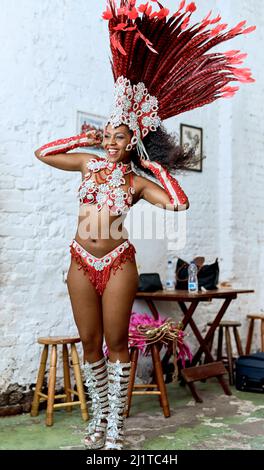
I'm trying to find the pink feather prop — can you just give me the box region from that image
[128,312,192,366]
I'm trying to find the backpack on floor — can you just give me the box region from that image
[235,352,264,393]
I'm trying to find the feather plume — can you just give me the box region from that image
[103,0,255,118]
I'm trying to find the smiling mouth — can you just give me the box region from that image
[107,149,119,156]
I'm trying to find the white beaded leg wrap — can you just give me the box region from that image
[105,360,131,451]
[82,357,109,449]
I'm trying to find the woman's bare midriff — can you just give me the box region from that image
[74,169,139,258]
[74,206,130,257]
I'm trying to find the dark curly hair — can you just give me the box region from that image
[130,124,203,177]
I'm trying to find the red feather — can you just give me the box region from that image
[104,0,255,119]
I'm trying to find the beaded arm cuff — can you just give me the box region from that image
[140,159,189,208]
[38,131,102,157]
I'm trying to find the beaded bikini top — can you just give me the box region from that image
[78,156,136,215]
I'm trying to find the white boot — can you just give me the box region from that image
[104,360,131,451]
[82,357,108,449]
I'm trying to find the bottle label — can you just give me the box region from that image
[188,282,198,291]
[165,280,174,290]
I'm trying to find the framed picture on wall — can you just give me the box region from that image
[180,123,203,172]
[76,111,106,156]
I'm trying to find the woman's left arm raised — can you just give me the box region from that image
[136,159,189,212]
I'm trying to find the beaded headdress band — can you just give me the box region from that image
[108,76,161,159]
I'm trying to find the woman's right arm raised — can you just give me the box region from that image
[34,130,102,171]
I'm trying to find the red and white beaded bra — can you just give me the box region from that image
[78,158,135,215]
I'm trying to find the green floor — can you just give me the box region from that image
[1,381,264,450]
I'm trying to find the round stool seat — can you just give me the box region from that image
[38,336,81,345]
[247,314,264,321]
[207,321,241,327]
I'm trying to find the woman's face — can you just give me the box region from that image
[102,124,132,163]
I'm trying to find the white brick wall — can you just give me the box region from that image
[0,0,263,391]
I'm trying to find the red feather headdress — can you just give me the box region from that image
[103,0,255,159]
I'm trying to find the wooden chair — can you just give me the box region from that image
[126,344,170,418]
[206,320,243,385]
[31,336,89,426]
[245,314,264,354]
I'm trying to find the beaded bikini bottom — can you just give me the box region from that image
[69,239,136,295]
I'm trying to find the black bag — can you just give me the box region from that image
[175,257,219,290]
[138,273,163,292]
[235,353,264,393]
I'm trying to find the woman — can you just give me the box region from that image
[35,0,254,451]
[34,121,190,450]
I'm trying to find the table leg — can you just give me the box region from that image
[191,297,234,365]
[178,299,233,398]
[178,301,215,363]
[146,299,159,320]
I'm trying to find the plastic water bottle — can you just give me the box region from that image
[165,258,175,291]
[188,261,198,293]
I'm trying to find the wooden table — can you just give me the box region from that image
[135,288,254,401]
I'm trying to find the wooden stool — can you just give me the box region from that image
[126,344,170,418]
[31,336,89,426]
[207,321,243,385]
[246,314,264,354]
